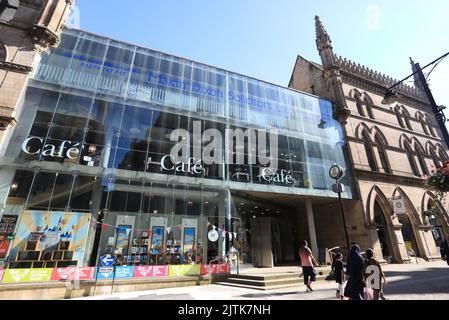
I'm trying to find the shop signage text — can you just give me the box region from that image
[260,168,294,185]
[160,155,204,176]
[21,137,80,160]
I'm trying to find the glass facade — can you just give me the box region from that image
[0,29,353,270]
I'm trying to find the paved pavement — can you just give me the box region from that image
[72,261,449,300]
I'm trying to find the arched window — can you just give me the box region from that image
[363,131,377,171]
[402,108,413,131]
[417,113,430,135]
[395,107,405,128]
[415,145,429,176]
[421,121,430,135]
[405,143,419,177]
[429,147,441,167]
[425,117,436,137]
[354,91,365,117]
[364,94,375,119]
[375,134,391,173]
[439,148,448,163]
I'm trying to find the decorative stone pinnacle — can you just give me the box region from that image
[315,15,332,50]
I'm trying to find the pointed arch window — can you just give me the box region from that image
[415,145,429,176]
[395,109,405,128]
[354,92,365,117]
[421,121,430,135]
[426,117,437,137]
[364,95,375,119]
[430,147,441,167]
[439,149,448,163]
[405,143,419,177]
[403,111,413,131]
[375,134,391,174]
[362,131,377,171]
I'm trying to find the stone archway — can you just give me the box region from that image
[366,186,402,263]
[392,187,429,259]
[422,191,449,254]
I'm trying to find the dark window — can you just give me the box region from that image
[355,95,365,117]
[404,113,413,130]
[396,111,405,128]
[375,135,391,174]
[363,132,377,171]
[421,121,430,135]
[405,144,419,177]
[416,148,429,176]
[70,175,97,211]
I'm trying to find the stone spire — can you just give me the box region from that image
[315,15,335,67]
[410,57,426,92]
[314,16,350,124]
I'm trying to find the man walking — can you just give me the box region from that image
[299,240,318,292]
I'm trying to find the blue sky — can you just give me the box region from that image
[72,0,449,115]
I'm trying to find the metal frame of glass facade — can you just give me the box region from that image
[0,29,354,269]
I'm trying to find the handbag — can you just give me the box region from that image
[364,287,374,300]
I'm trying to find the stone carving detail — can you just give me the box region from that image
[334,54,427,101]
[0,41,7,61]
[0,60,33,73]
[30,24,60,48]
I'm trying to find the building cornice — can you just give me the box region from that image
[353,169,426,188]
[333,55,432,109]
[0,60,32,74]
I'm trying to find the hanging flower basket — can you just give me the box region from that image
[425,160,449,194]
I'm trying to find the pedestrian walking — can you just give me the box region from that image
[332,252,345,300]
[299,240,318,293]
[344,244,365,300]
[363,248,387,300]
[442,235,449,266]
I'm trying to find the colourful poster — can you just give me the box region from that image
[9,211,91,267]
[153,265,169,277]
[115,266,134,279]
[134,265,169,278]
[51,267,95,281]
[0,234,11,259]
[200,264,230,275]
[169,264,201,277]
[133,266,153,278]
[2,269,53,283]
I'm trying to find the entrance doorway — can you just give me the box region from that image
[233,194,300,267]
[374,201,394,261]
[397,215,420,257]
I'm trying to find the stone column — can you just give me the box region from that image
[305,199,319,259]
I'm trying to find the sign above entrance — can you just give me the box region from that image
[393,198,406,215]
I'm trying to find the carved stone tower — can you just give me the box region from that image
[315,16,351,124]
[0,0,75,147]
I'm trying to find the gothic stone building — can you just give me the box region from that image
[290,16,449,263]
[0,0,74,147]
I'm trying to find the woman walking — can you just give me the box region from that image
[344,244,365,300]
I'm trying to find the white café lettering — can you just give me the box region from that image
[21,137,80,159]
[261,168,294,184]
[160,155,204,175]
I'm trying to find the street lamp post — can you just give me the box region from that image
[329,165,351,252]
[381,51,449,147]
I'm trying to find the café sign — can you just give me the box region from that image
[22,137,81,159]
[160,155,204,175]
